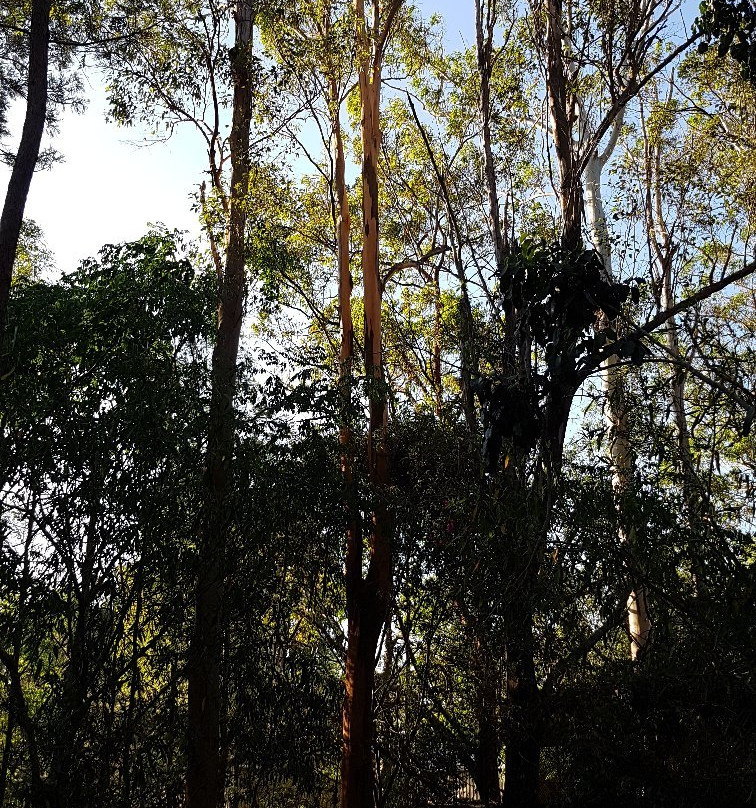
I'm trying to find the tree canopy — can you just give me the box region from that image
[0,2,754,808]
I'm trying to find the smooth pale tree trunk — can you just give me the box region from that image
[644,137,708,590]
[660,260,700,519]
[660,265,709,593]
[601,351,652,659]
[542,0,656,662]
[584,148,651,660]
[0,0,51,345]
[340,4,401,806]
[644,139,696,494]
[186,3,254,807]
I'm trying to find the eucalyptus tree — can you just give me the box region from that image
[337,4,408,805]
[184,4,259,804]
[612,47,756,579]
[100,3,289,804]
[372,4,756,804]
[524,0,705,660]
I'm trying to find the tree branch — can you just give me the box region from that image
[582,260,756,377]
[381,245,450,289]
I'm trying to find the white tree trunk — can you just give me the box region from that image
[585,148,652,661]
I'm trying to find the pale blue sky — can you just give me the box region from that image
[3,76,205,273]
[1,1,472,274]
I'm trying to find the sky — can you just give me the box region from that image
[0,1,472,276]
[2,75,206,274]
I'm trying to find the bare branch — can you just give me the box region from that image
[381,245,450,289]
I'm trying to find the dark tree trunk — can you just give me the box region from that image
[0,0,51,343]
[49,480,104,808]
[341,584,386,808]
[474,638,501,806]
[545,0,582,251]
[0,705,14,808]
[475,0,506,268]
[502,607,541,808]
[0,499,35,808]
[186,4,254,807]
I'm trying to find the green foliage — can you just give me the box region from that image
[2,2,756,807]
[477,241,647,469]
[499,240,645,383]
[0,230,348,807]
[0,230,212,806]
[696,0,756,82]
[12,220,54,284]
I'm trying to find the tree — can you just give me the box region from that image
[340,3,405,807]
[185,2,258,806]
[0,0,51,347]
[0,0,156,346]
[1,3,755,807]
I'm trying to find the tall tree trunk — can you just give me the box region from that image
[502,605,540,808]
[0,0,51,344]
[0,503,42,805]
[473,635,501,807]
[471,11,506,798]
[431,264,443,416]
[331,73,360,557]
[341,4,401,806]
[186,3,255,807]
[584,148,651,660]
[543,0,659,661]
[643,135,708,591]
[50,476,104,808]
[602,353,651,659]
[0,496,35,808]
[122,562,145,806]
[545,0,582,251]
[0,650,44,808]
[0,695,14,808]
[475,0,506,269]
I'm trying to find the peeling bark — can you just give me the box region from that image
[341,4,402,806]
